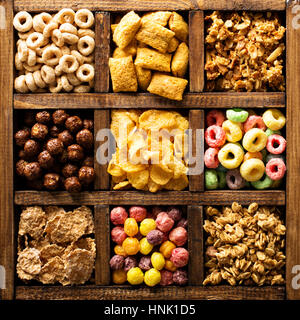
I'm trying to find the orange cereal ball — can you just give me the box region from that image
[112,269,127,284]
[122,237,140,255]
[124,218,139,237]
[165,259,177,272]
[114,245,128,257]
[159,240,176,259]
[129,206,147,222]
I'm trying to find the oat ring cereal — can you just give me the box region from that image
[42,46,62,66]
[13,11,33,32]
[62,32,79,45]
[14,75,29,93]
[60,23,78,35]
[41,65,56,84]
[24,72,38,92]
[73,85,91,93]
[67,72,82,86]
[27,48,37,67]
[32,70,47,88]
[61,75,74,92]
[71,50,85,65]
[240,158,265,182]
[77,36,95,56]
[49,77,63,93]
[75,9,95,29]
[218,143,244,169]
[18,41,29,62]
[55,8,75,24]
[242,128,267,153]
[76,64,94,82]
[51,29,65,47]
[59,54,79,73]
[33,12,52,33]
[43,22,59,38]
[26,32,45,49]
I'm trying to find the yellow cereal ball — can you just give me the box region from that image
[159,241,176,259]
[122,237,140,255]
[140,237,154,255]
[144,268,161,287]
[112,269,127,284]
[165,259,177,272]
[262,109,286,131]
[124,218,139,237]
[139,218,156,236]
[114,244,128,257]
[127,267,144,285]
[151,252,165,270]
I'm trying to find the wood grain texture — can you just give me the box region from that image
[189,11,204,92]
[94,110,110,190]
[94,12,110,93]
[14,190,286,206]
[200,0,285,10]
[188,206,204,285]
[15,285,285,300]
[0,0,14,300]
[14,92,285,109]
[94,205,110,285]
[189,110,204,192]
[286,1,300,301]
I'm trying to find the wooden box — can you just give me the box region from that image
[0,0,299,300]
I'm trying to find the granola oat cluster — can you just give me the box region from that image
[17,206,95,285]
[205,11,285,92]
[203,202,286,286]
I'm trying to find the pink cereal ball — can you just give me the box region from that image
[244,115,267,132]
[266,158,286,180]
[110,207,128,225]
[155,212,175,233]
[204,147,220,169]
[169,227,188,246]
[205,125,226,148]
[170,247,189,268]
[160,270,174,286]
[173,269,188,285]
[111,226,127,245]
[167,207,182,222]
[266,134,286,155]
[176,218,188,229]
[129,206,147,222]
[206,109,226,127]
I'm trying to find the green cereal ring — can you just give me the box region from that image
[261,148,267,162]
[265,128,282,137]
[226,108,249,123]
[216,164,227,172]
[271,178,283,189]
[217,170,226,189]
[251,175,273,190]
[205,169,218,190]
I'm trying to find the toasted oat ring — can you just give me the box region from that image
[75,9,94,29]
[61,75,74,92]
[33,13,52,33]
[62,32,79,45]
[71,50,85,65]
[54,64,63,76]
[18,41,29,62]
[25,72,38,92]
[74,85,91,93]
[36,44,50,57]
[15,53,24,71]
[51,29,65,47]
[42,46,62,66]
[49,77,63,93]
[18,29,34,40]
[43,22,58,38]
[13,11,33,32]
[60,45,71,55]
[60,23,78,35]
[55,8,75,24]
[77,36,95,56]
[78,29,95,38]
[67,73,82,86]
[33,70,46,88]
[41,65,56,84]
[23,63,42,72]
[76,64,94,82]
[26,32,45,49]
[14,75,29,93]
[27,48,37,67]
[59,54,79,73]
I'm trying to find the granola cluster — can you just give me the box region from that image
[205,11,285,92]
[203,202,286,286]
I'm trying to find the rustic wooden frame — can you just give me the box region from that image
[0,0,299,301]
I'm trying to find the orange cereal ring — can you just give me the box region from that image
[75,9,94,29]
[13,11,33,32]
[59,54,79,73]
[77,36,95,56]
[76,64,94,82]
[243,151,263,162]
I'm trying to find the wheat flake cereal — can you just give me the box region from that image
[17,247,42,280]
[19,206,47,239]
[38,256,65,284]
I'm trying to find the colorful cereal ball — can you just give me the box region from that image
[140,218,156,236]
[109,255,125,270]
[218,143,244,169]
[160,240,176,259]
[165,259,177,272]
[110,207,128,225]
[146,229,164,246]
[124,256,138,272]
[111,226,127,245]
[151,252,165,270]
[114,245,127,257]
[170,247,189,268]
[140,237,154,255]
[262,109,286,131]
[240,158,265,182]
[144,268,161,287]
[139,256,152,271]
[124,218,139,237]
[160,270,174,286]
[173,269,188,285]
[167,207,182,222]
[129,206,147,222]
[169,227,188,246]
[112,269,127,284]
[205,125,226,148]
[155,212,174,233]
[122,237,140,255]
[127,267,144,285]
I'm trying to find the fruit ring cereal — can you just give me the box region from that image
[160,270,174,286]
[251,175,273,189]
[206,109,225,127]
[173,269,188,285]
[144,268,161,287]
[205,125,226,148]
[124,256,138,272]
[109,255,124,270]
[205,169,218,189]
[155,212,174,233]
[243,151,263,162]
[146,229,164,245]
[111,226,127,245]
[110,206,128,225]
[151,252,165,270]
[129,206,147,222]
[124,218,139,237]
[266,158,286,180]
[13,11,33,32]
[242,128,267,152]
[170,247,189,268]
[122,237,140,255]
[240,158,265,182]
[139,237,154,255]
[127,267,144,285]
[222,120,243,142]
[204,147,219,169]
[112,269,127,284]
[226,169,245,190]
[266,134,286,155]
[265,128,281,137]
[169,227,188,246]
[140,218,156,236]
[226,108,248,123]
[244,115,267,132]
[262,109,286,131]
[218,143,244,169]
[159,240,176,259]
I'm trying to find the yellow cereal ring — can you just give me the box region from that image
[240,158,265,182]
[262,109,286,131]
[218,143,244,169]
[222,120,243,142]
[242,128,267,152]
[140,237,154,255]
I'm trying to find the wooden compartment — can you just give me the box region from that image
[0,0,299,301]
